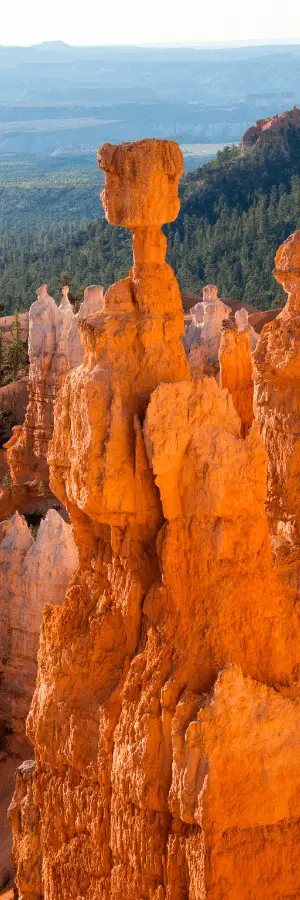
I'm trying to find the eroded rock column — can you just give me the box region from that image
[254,230,300,584]
[186,285,231,378]
[12,142,300,900]
[1,282,104,521]
[219,318,254,437]
[235,306,259,351]
[0,509,78,755]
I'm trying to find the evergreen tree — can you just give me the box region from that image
[1,312,29,384]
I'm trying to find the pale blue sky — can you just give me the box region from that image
[1,0,299,47]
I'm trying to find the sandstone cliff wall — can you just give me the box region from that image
[0,509,78,756]
[10,140,300,900]
[0,509,78,890]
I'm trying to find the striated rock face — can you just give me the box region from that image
[0,508,78,888]
[219,320,254,437]
[1,283,104,522]
[170,664,300,899]
[8,760,42,900]
[253,230,300,582]
[4,285,81,499]
[12,141,300,899]
[0,508,78,754]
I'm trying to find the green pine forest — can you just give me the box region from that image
[1,132,300,315]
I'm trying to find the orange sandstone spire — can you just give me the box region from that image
[49,139,189,527]
[10,145,300,900]
[219,319,254,437]
[254,229,300,581]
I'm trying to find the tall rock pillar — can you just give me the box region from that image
[254,230,300,584]
[49,140,189,528]
[219,318,254,437]
[11,144,300,900]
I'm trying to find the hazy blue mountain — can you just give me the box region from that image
[0,43,300,153]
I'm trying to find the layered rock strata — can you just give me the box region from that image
[254,230,300,586]
[11,141,300,899]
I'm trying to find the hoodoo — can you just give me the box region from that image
[0,508,78,889]
[0,509,78,754]
[185,285,231,378]
[1,284,81,521]
[10,140,300,899]
[254,230,300,586]
[219,318,254,437]
[1,282,104,523]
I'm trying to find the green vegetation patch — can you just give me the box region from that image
[1,132,300,313]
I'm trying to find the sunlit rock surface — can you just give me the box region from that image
[254,230,300,588]
[0,283,104,522]
[10,142,300,900]
[235,306,259,351]
[219,318,254,437]
[0,508,78,753]
[0,508,77,888]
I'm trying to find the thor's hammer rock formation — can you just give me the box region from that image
[11,140,300,899]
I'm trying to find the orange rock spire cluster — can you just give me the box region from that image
[0,283,105,523]
[10,139,300,899]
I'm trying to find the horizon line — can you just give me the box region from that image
[1,38,300,50]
